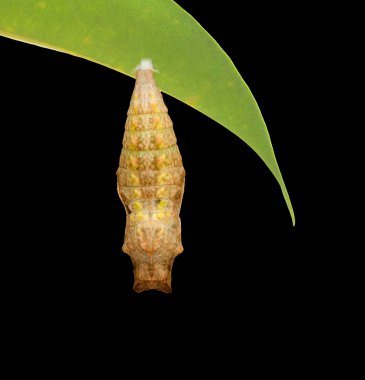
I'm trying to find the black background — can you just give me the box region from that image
[1,2,325,349]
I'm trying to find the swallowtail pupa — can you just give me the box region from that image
[116,59,185,293]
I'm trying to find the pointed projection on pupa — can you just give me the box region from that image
[116,59,185,293]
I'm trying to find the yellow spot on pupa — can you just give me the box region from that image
[133,189,142,198]
[157,200,168,209]
[156,154,166,169]
[129,119,137,131]
[131,212,147,223]
[155,134,163,148]
[132,201,143,211]
[129,156,139,169]
[129,173,140,185]
[155,211,166,220]
[157,172,171,184]
[37,2,46,9]
[153,210,172,220]
[151,102,158,112]
[153,116,162,129]
[130,135,139,148]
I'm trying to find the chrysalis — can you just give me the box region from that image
[116,59,185,293]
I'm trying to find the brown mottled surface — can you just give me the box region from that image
[116,68,185,293]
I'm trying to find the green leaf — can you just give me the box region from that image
[0,0,295,225]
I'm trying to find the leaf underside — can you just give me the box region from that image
[0,0,295,225]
